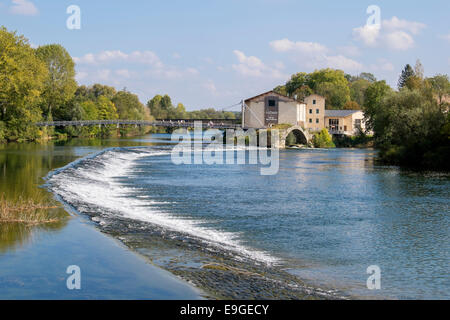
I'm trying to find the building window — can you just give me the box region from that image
[329,119,339,131]
[344,126,347,131]
[268,99,276,107]
[316,118,319,124]
[355,119,362,129]
[313,100,316,105]
[309,109,313,114]
[309,119,313,123]
[316,109,320,114]
[329,119,339,126]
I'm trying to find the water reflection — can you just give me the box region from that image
[0,135,172,253]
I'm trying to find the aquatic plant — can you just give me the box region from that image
[0,195,61,224]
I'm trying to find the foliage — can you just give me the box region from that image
[398,64,415,90]
[147,94,238,120]
[313,129,335,148]
[277,68,351,109]
[0,27,48,141]
[349,78,371,106]
[426,74,450,105]
[366,86,449,169]
[35,44,77,119]
[333,132,374,148]
[343,101,361,110]
[362,80,393,131]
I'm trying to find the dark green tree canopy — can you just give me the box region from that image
[398,64,415,90]
[36,44,77,118]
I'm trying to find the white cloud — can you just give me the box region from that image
[384,31,415,50]
[382,17,425,35]
[74,50,163,67]
[324,55,363,71]
[439,33,450,43]
[232,50,285,79]
[369,59,395,72]
[353,16,426,50]
[269,38,328,55]
[9,0,38,16]
[269,38,362,72]
[352,25,381,47]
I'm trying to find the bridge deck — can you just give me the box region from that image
[35,120,241,130]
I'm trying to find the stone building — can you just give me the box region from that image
[324,110,367,135]
[242,91,367,136]
[242,91,306,129]
[304,94,326,132]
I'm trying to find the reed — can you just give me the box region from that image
[0,195,61,225]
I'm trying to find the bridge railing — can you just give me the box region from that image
[34,120,241,130]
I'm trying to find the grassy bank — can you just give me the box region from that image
[0,196,62,225]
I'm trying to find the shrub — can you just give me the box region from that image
[313,129,335,148]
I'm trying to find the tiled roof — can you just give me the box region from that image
[325,110,361,117]
[244,91,297,103]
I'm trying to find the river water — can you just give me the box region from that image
[1,134,449,299]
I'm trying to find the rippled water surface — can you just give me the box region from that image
[45,135,450,299]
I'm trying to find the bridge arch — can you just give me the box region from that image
[279,126,310,148]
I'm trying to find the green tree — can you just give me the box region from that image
[398,64,415,90]
[273,85,287,96]
[427,74,450,105]
[35,44,77,119]
[308,69,351,109]
[0,27,48,141]
[363,80,392,132]
[350,78,371,106]
[112,90,149,120]
[313,129,335,148]
[285,72,310,97]
[343,101,361,110]
[359,72,377,83]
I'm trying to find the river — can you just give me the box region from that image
[0,134,449,299]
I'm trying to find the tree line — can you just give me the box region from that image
[274,63,450,169]
[0,27,236,143]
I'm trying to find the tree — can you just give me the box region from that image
[427,74,450,105]
[273,85,287,96]
[343,101,361,110]
[112,90,149,120]
[0,27,48,141]
[350,78,371,106]
[285,72,310,97]
[363,81,392,132]
[398,64,415,90]
[359,72,377,83]
[372,89,448,168]
[308,69,351,109]
[313,129,335,148]
[35,44,77,119]
[414,59,424,79]
[292,85,313,102]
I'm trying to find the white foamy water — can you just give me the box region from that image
[46,147,278,265]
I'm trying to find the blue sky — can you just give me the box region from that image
[1,0,449,111]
